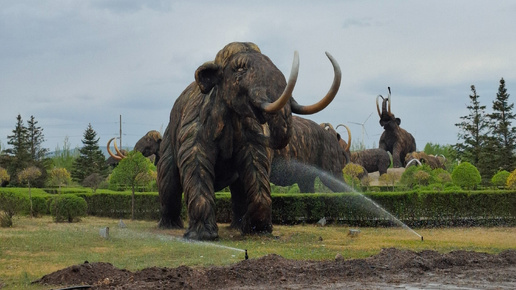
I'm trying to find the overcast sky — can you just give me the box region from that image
[1,1,515,153]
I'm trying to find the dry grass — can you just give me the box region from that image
[1,216,515,289]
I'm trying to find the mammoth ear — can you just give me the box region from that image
[195,61,222,94]
[396,118,401,125]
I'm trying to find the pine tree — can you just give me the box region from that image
[4,115,31,181]
[487,78,516,172]
[5,114,30,162]
[455,85,489,165]
[26,115,48,161]
[71,124,109,183]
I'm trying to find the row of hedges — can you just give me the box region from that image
[0,189,87,226]
[73,190,516,227]
[3,189,516,227]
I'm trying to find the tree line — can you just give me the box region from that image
[0,117,155,192]
[455,78,516,184]
[0,77,514,189]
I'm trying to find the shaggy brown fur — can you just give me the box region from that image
[269,117,347,193]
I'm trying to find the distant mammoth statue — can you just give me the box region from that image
[329,123,390,175]
[405,151,446,169]
[157,42,341,240]
[350,148,391,175]
[107,130,162,165]
[377,87,416,167]
[269,116,347,194]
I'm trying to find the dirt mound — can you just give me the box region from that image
[34,248,516,289]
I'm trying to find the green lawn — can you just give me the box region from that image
[1,216,515,289]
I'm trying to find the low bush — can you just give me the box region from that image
[49,194,88,222]
[0,191,29,227]
[452,162,481,189]
[492,170,510,188]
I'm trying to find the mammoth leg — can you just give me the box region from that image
[181,150,218,241]
[236,144,273,235]
[229,178,247,229]
[157,150,184,229]
[392,148,403,168]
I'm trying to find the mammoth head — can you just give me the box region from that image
[134,130,162,158]
[193,42,341,149]
[376,87,401,128]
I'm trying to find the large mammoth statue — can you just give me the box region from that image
[269,116,347,194]
[157,42,341,240]
[107,130,163,165]
[377,87,416,167]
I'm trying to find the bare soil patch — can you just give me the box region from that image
[34,248,516,289]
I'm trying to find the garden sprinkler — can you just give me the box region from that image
[245,249,249,260]
[421,236,424,241]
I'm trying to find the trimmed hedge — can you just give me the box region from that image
[77,190,516,227]
[49,194,88,222]
[2,188,516,227]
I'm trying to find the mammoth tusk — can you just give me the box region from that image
[405,158,422,168]
[113,138,126,158]
[387,87,392,114]
[336,124,351,152]
[261,51,299,112]
[376,95,384,117]
[107,138,123,161]
[291,51,341,114]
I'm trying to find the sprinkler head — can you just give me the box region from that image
[421,236,424,241]
[245,249,249,260]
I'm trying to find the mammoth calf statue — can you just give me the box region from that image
[350,148,390,175]
[327,123,389,175]
[157,42,341,240]
[377,87,416,167]
[269,117,347,194]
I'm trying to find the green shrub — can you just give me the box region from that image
[399,165,433,189]
[0,191,29,227]
[49,194,88,222]
[492,170,510,188]
[451,162,481,189]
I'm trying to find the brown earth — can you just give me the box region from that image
[34,248,516,289]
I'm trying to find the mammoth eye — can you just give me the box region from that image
[237,67,244,72]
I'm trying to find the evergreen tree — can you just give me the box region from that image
[454,85,489,165]
[487,78,516,172]
[26,115,48,161]
[71,124,109,183]
[4,115,31,182]
[5,114,30,162]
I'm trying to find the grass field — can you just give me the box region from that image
[1,216,515,289]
